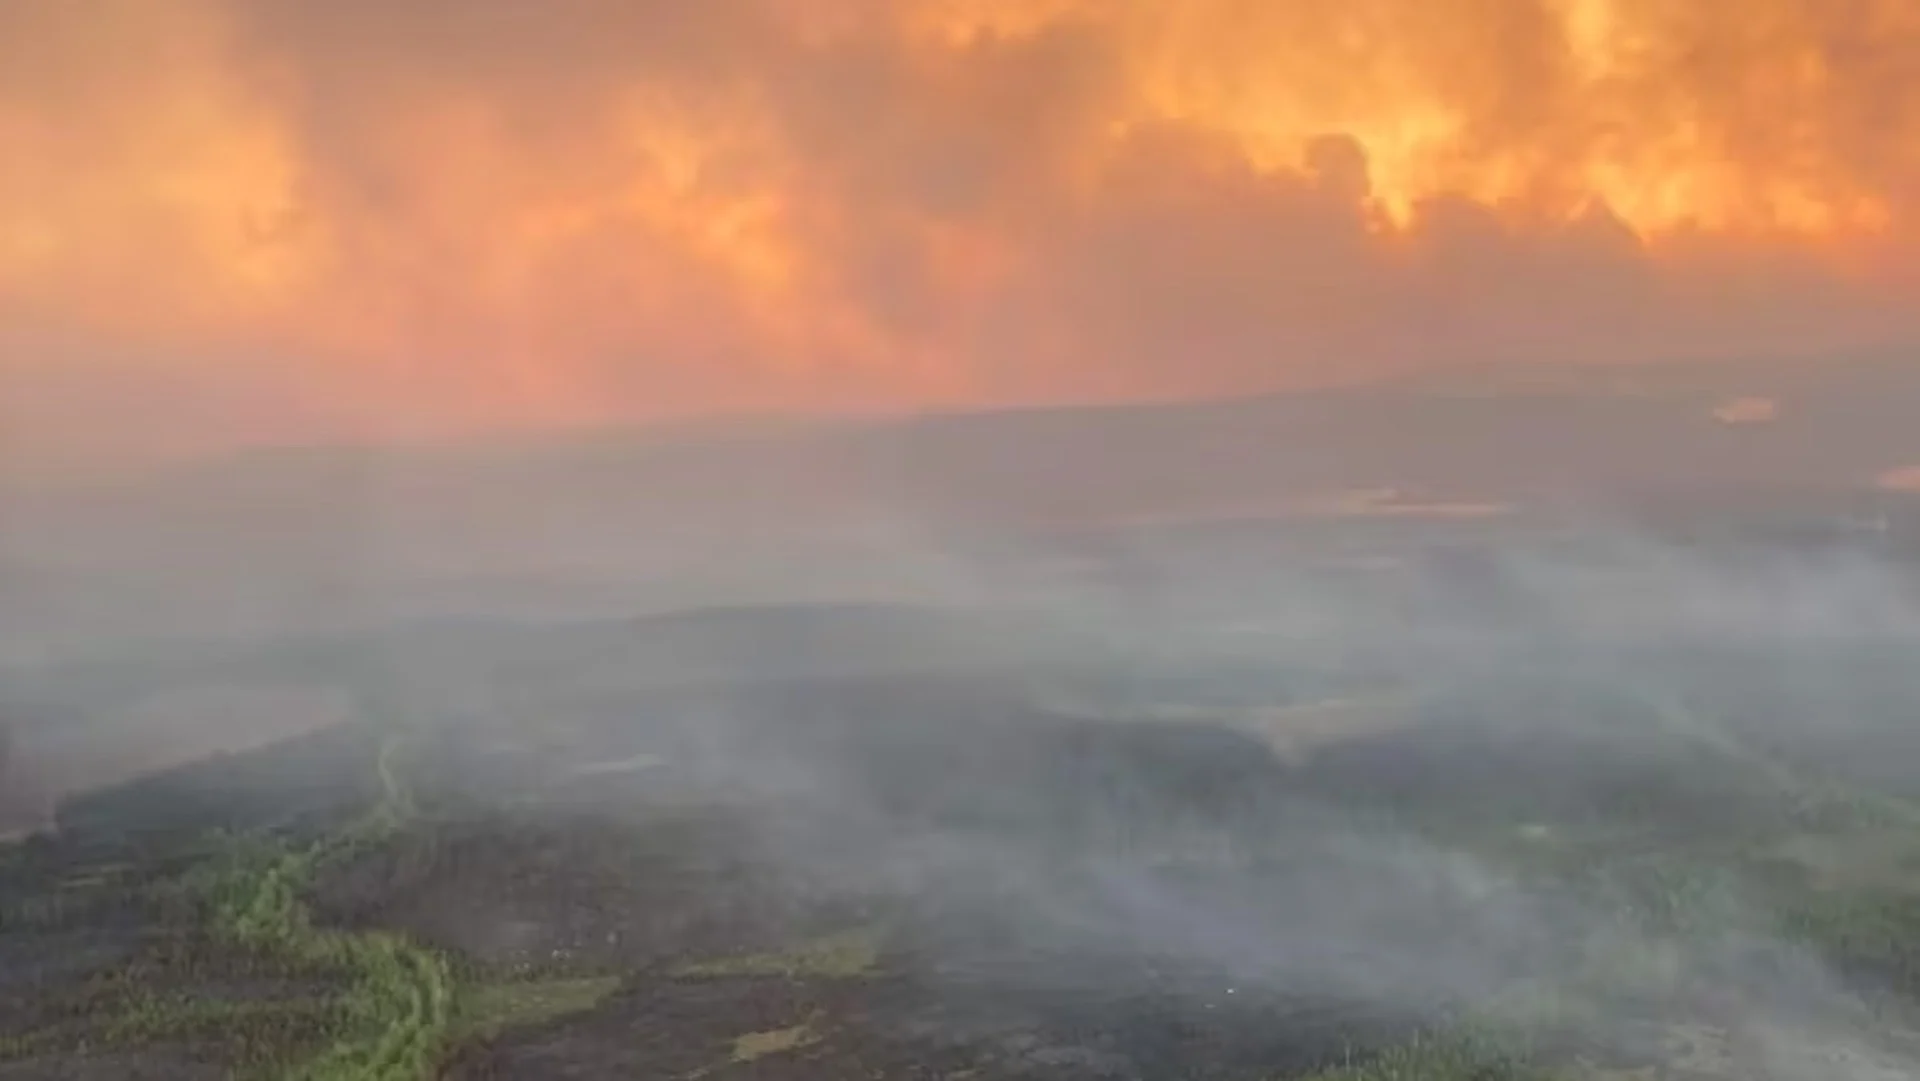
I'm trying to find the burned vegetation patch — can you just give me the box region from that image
[305,805,869,976]
[11,633,1920,1080]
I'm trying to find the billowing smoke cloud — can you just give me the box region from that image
[2,0,1918,464]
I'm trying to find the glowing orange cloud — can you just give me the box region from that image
[0,0,1915,460]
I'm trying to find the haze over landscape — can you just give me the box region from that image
[7,4,1920,1081]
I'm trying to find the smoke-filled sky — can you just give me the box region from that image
[3,0,1918,462]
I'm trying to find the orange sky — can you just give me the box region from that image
[1,0,1917,463]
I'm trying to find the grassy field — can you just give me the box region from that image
[7,672,1920,1080]
[0,726,446,1078]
